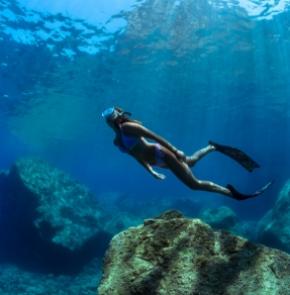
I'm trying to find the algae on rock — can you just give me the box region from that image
[0,158,111,274]
[99,210,290,295]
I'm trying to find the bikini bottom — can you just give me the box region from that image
[155,144,166,167]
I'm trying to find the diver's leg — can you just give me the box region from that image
[163,149,231,197]
[161,146,266,200]
[186,144,216,167]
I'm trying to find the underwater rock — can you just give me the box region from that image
[0,158,111,274]
[200,206,238,230]
[0,259,100,295]
[258,180,290,253]
[98,210,290,295]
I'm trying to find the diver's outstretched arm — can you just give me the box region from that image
[136,158,166,180]
[121,122,180,156]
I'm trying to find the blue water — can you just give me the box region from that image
[1,0,290,265]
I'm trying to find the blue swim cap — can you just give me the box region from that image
[102,107,118,120]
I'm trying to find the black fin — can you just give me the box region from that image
[227,181,273,201]
[209,140,260,172]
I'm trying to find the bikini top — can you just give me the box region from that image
[118,125,140,153]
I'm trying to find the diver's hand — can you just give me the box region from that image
[153,171,166,180]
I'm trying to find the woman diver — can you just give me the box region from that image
[102,107,272,201]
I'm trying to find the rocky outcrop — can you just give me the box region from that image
[98,210,290,295]
[0,259,100,295]
[0,158,111,274]
[258,180,290,253]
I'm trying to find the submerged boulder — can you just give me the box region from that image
[0,158,111,274]
[258,180,290,253]
[0,259,100,295]
[98,210,290,295]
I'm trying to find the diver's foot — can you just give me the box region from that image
[208,140,216,149]
[208,141,217,151]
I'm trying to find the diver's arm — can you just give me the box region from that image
[136,158,166,180]
[121,122,179,155]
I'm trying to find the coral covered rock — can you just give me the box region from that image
[98,210,290,295]
[258,180,290,253]
[0,158,111,274]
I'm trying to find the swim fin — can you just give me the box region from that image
[209,140,260,172]
[227,181,273,201]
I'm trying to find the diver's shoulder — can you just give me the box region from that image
[120,121,142,130]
